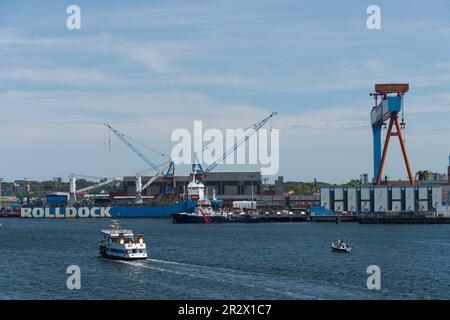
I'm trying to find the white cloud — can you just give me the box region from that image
[0,27,22,45]
[434,62,450,69]
[363,60,385,73]
[2,67,107,85]
[0,29,191,74]
[0,27,58,46]
[127,49,173,73]
[280,107,368,132]
[173,73,248,86]
[406,93,450,114]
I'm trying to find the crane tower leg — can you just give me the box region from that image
[375,113,414,186]
[375,116,395,185]
[393,116,415,185]
[372,126,382,181]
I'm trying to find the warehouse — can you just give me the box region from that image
[321,185,444,213]
[123,171,262,198]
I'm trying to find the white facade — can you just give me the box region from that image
[334,188,344,201]
[360,187,371,200]
[392,187,401,200]
[436,205,450,217]
[321,188,330,210]
[320,185,444,213]
[360,201,371,212]
[374,187,388,212]
[418,187,428,200]
[334,201,344,212]
[405,187,415,211]
[418,201,428,212]
[392,201,402,211]
[347,188,357,212]
[432,187,442,208]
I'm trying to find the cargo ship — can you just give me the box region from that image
[20,169,223,219]
[171,200,229,224]
[21,200,197,218]
[20,190,224,218]
[172,172,228,224]
[17,114,276,219]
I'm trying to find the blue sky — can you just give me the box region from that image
[1,0,450,183]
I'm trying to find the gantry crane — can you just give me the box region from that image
[370,84,414,185]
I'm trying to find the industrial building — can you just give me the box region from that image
[321,185,444,213]
[321,167,450,214]
[122,172,320,213]
[123,171,263,199]
[319,84,450,216]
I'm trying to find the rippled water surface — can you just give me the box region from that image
[0,218,448,299]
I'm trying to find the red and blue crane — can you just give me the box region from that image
[370,83,414,185]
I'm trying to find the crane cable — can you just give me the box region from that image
[125,135,170,160]
[105,124,169,160]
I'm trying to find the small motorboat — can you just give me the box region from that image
[331,240,352,253]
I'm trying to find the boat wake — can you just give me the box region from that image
[114,258,383,299]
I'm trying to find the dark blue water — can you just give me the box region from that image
[0,218,448,299]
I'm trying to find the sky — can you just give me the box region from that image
[1,0,450,183]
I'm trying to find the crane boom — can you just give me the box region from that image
[75,177,122,194]
[140,160,172,191]
[203,112,277,174]
[105,123,161,173]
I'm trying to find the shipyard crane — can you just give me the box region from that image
[370,84,414,185]
[105,123,175,203]
[183,112,276,208]
[193,112,278,180]
[69,174,123,204]
[105,123,163,173]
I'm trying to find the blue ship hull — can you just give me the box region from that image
[20,200,224,218]
[109,201,196,218]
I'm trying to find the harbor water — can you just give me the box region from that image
[0,218,449,299]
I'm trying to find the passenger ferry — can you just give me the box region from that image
[99,220,147,260]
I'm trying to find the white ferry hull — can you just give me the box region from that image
[99,245,147,260]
